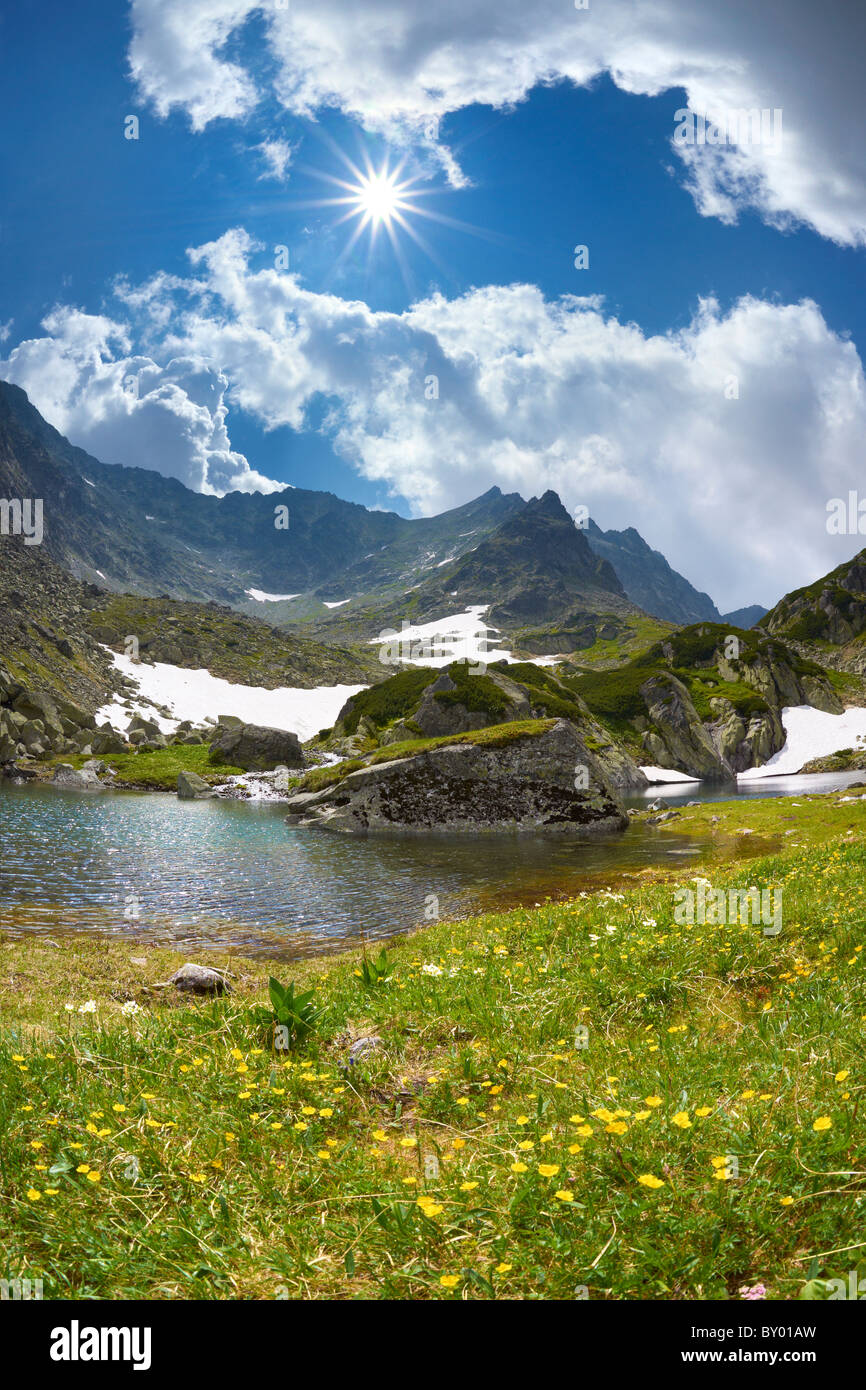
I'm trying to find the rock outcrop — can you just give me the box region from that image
[285,719,638,834]
[209,720,304,770]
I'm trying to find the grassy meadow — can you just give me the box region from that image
[0,790,864,1300]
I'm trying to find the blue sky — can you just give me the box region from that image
[1,0,864,606]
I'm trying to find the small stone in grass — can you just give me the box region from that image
[168,964,230,995]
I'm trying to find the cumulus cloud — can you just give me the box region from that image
[127,0,866,245]
[4,229,865,604]
[0,304,281,495]
[257,138,296,182]
[90,228,866,606]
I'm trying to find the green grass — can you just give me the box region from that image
[297,719,557,792]
[49,745,247,791]
[340,667,439,735]
[433,662,511,718]
[528,613,673,671]
[0,792,864,1299]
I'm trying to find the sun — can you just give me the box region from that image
[351,169,404,227]
[294,142,488,290]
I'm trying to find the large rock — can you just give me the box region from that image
[177,771,214,800]
[91,726,128,755]
[285,719,633,834]
[209,721,304,771]
[640,674,734,782]
[12,690,64,741]
[51,763,104,791]
[707,699,785,774]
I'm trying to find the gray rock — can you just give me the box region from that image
[168,963,230,994]
[51,763,104,790]
[91,726,128,755]
[285,719,630,835]
[347,1035,383,1063]
[209,721,304,771]
[177,770,214,800]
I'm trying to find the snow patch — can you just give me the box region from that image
[640,766,702,784]
[96,649,365,741]
[738,705,866,780]
[245,589,300,603]
[371,605,512,667]
[323,599,351,609]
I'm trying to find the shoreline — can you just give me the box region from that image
[0,788,862,1300]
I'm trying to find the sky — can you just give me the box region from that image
[0,0,865,609]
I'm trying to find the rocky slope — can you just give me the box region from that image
[570,622,844,780]
[83,593,380,688]
[760,548,866,674]
[303,492,654,660]
[585,519,721,624]
[0,380,523,606]
[2,382,736,658]
[285,719,632,834]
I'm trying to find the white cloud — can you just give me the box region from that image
[0,304,281,495]
[54,228,864,607]
[4,229,866,606]
[127,0,866,245]
[257,138,296,182]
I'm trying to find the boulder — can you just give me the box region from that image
[285,719,631,835]
[177,771,214,800]
[168,963,230,994]
[91,726,128,755]
[13,690,64,741]
[51,763,104,791]
[209,721,304,771]
[19,719,48,756]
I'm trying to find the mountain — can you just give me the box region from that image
[0,380,523,606]
[760,548,866,673]
[300,490,661,661]
[426,491,629,625]
[721,605,768,629]
[585,519,720,624]
[1,379,766,669]
[571,621,843,780]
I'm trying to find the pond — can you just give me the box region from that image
[0,773,856,960]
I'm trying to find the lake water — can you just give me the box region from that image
[0,773,857,961]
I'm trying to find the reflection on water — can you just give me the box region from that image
[0,777,799,960]
[628,769,866,808]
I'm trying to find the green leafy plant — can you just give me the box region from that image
[357,945,390,989]
[268,977,319,1050]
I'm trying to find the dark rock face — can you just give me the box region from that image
[285,720,632,835]
[585,518,721,625]
[412,669,530,739]
[209,721,304,770]
[640,675,735,781]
